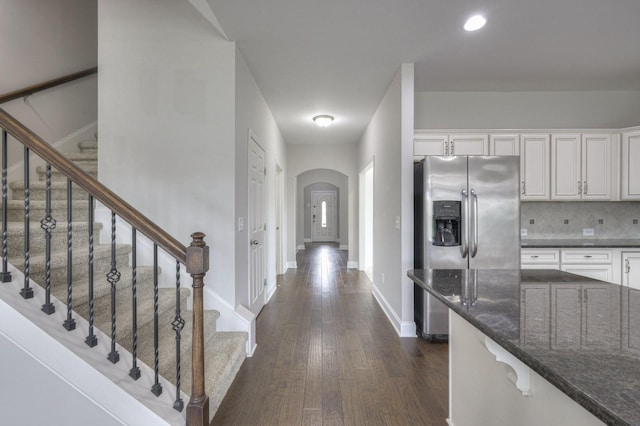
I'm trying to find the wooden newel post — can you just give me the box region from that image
[186,232,210,426]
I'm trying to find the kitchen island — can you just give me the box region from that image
[408,268,640,426]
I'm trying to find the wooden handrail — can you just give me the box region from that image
[0,107,187,263]
[0,67,98,105]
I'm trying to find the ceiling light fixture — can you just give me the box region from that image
[464,14,487,32]
[313,114,334,128]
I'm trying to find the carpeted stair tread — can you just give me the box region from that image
[4,221,103,257]
[50,266,156,309]
[78,140,97,152]
[9,244,130,286]
[179,331,247,418]
[9,180,92,200]
[77,287,188,349]
[64,151,97,162]
[2,199,92,221]
[142,310,220,385]
[9,243,131,274]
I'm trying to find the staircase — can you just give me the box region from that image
[2,139,246,423]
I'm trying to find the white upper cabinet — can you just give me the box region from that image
[414,132,488,156]
[490,134,520,156]
[551,134,582,200]
[414,133,447,156]
[520,134,550,200]
[550,133,611,200]
[448,134,489,156]
[582,134,611,200]
[621,131,640,200]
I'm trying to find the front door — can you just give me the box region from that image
[311,190,337,242]
[248,131,266,314]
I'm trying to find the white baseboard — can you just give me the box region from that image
[347,261,359,269]
[400,321,417,337]
[296,244,305,250]
[286,261,297,269]
[303,238,312,243]
[371,283,403,336]
[234,304,256,356]
[339,245,348,250]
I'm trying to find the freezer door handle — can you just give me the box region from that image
[461,189,469,258]
[470,188,478,258]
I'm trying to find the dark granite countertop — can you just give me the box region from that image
[408,268,640,426]
[521,239,640,248]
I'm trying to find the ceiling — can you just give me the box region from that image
[207,0,640,145]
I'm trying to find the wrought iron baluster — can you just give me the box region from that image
[63,179,75,330]
[129,228,140,380]
[40,163,56,314]
[151,244,162,396]
[85,194,97,347]
[20,147,33,299]
[172,260,184,412]
[1,130,11,282]
[107,212,120,363]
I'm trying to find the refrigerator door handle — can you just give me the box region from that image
[470,188,478,258]
[461,189,469,258]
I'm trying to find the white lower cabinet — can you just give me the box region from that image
[560,264,613,282]
[622,251,640,289]
[560,249,613,282]
[521,249,559,269]
[522,248,614,283]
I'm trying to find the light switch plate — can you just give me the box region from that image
[395,216,401,229]
[521,228,528,237]
[583,228,594,236]
[238,217,244,232]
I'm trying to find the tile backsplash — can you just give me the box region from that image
[521,202,640,239]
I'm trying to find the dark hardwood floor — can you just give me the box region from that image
[212,243,448,425]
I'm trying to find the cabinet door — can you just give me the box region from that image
[561,264,613,283]
[414,133,447,156]
[582,134,611,200]
[551,134,581,200]
[449,134,489,156]
[520,284,550,347]
[520,134,550,200]
[622,251,640,289]
[550,284,581,349]
[490,134,520,156]
[621,131,640,200]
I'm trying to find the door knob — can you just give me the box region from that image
[250,239,259,246]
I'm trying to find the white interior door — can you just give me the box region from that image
[249,131,266,314]
[311,190,337,242]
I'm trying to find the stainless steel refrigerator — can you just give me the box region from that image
[414,156,520,340]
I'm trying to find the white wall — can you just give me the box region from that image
[1,0,97,170]
[415,90,640,129]
[286,143,359,266]
[357,64,415,336]
[297,170,348,248]
[98,0,237,304]
[234,49,288,308]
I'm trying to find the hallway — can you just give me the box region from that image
[212,243,448,425]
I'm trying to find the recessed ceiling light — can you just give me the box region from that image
[313,114,334,128]
[464,15,486,32]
